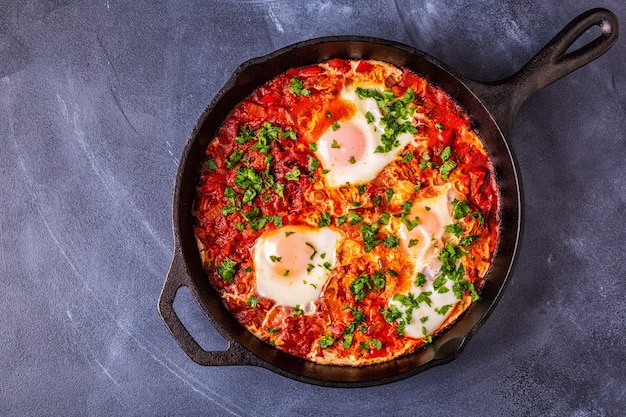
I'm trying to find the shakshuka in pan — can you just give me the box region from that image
[192,59,498,366]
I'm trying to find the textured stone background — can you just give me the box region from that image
[1,1,624,415]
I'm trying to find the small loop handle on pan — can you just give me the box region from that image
[157,250,254,366]
[467,8,619,134]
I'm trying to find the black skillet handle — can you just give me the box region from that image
[466,8,619,135]
[158,249,255,366]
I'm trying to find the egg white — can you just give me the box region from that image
[253,225,342,312]
[314,86,415,187]
[389,184,464,339]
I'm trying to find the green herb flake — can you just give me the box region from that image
[435,304,453,315]
[444,223,464,237]
[319,335,335,349]
[247,295,260,308]
[217,257,238,283]
[226,150,244,169]
[317,212,332,228]
[204,157,217,170]
[370,338,383,350]
[289,77,311,97]
[384,234,399,248]
[385,188,394,201]
[414,272,426,287]
[343,333,354,349]
[234,125,255,144]
[336,215,348,226]
[440,146,452,161]
[285,166,301,181]
[440,160,457,180]
[283,129,297,141]
[293,304,303,316]
[452,199,471,219]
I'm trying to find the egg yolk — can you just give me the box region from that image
[401,205,442,255]
[269,231,317,277]
[322,122,366,168]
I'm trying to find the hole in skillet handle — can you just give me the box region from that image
[465,8,619,135]
[157,249,261,367]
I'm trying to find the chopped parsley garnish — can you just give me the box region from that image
[381,305,402,324]
[331,139,340,149]
[306,241,318,260]
[204,157,217,170]
[252,122,282,154]
[247,295,260,308]
[234,125,255,144]
[420,152,434,170]
[319,335,335,349]
[459,234,478,247]
[317,212,332,227]
[348,156,356,164]
[217,257,238,283]
[283,128,297,141]
[471,211,485,225]
[383,234,399,248]
[414,272,426,287]
[354,87,417,153]
[285,166,301,181]
[435,122,444,132]
[309,142,318,152]
[440,146,452,161]
[289,77,310,97]
[308,155,320,171]
[269,255,281,262]
[336,215,348,226]
[349,271,386,301]
[435,304,453,315]
[293,304,303,316]
[408,238,419,248]
[444,223,464,237]
[402,152,414,163]
[348,211,364,225]
[365,111,374,124]
[342,305,366,346]
[225,149,244,169]
[359,222,381,252]
[332,121,341,131]
[370,338,383,350]
[385,188,394,201]
[401,213,420,231]
[440,160,457,180]
[452,199,471,219]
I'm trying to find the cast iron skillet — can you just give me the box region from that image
[158,9,618,387]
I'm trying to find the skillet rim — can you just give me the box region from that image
[169,35,521,386]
